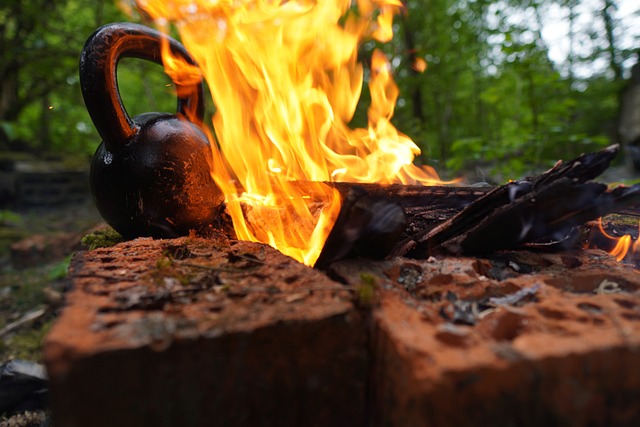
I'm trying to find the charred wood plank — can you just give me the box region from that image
[392,145,640,258]
[328,182,491,210]
[314,186,407,269]
[315,145,640,267]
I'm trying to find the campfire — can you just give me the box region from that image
[37,2,640,425]
[84,0,450,266]
[76,0,640,270]
[137,0,453,267]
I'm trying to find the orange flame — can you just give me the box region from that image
[412,57,427,73]
[594,218,638,262]
[134,0,445,265]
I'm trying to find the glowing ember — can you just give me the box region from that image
[132,0,444,265]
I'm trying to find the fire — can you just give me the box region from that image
[592,218,639,263]
[132,0,444,265]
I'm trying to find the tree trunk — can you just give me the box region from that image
[400,11,425,123]
[602,0,623,81]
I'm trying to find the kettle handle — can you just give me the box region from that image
[79,22,205,151]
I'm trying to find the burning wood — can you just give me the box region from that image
[316,145,640,268]
[80,3,640,271]
[394,144,640,257]
[84,0,451,267]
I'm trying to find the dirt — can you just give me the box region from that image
[0,200,103,364]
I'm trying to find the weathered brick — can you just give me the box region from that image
[329,251,640,426]
[45,235,640,426]
[44,236,366,427]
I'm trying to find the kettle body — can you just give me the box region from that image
[80,23,223,239]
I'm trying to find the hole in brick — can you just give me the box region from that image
[490,310,527,341]
[207,304,225,313]
[577,302,603,314]
[91,317,122,331]
[397,265,423,293]
[622,312,640,322]
[472,259,493,276]
[85,284,111,295]
[545,276,636,294]
[484,256,539,280]
[483,281,521,299]
[284,274,300,284]
[561,255,582,269]
[613,298,638,310]
[436,323,472,347]
[429,273,453,285]
[537,306,567,320]
[483,262,518,281]
[415,286,442,302]
[165,244,192,260]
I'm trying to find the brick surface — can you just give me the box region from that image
[45,234,640,426]
[44,236,366,427]
[330,250,640,426]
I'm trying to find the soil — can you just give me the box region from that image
[0,200,103,363]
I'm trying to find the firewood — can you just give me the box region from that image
[316,145,640,267]
[393,145,640,258]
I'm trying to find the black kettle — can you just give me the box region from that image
[80,22,224,239]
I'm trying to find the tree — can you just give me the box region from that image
[0,0,176,156]
[0,0,634,181]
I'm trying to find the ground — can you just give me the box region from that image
[0,201,102,363]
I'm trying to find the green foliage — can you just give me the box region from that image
[0,319,53,362]
[0,209,23,227]
[368,0,631,181]
[47,255,72,281]
[0,0,634,182]
[0,0,177,156]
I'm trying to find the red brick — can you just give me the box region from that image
[329,251,640,426]
[45,235,640,426]
[44,236,366,427]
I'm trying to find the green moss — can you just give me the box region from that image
[47,256,71,281]
[0,319,53,362]
[153,251,194,286]
[156,252,174,270]
[602,214,640,227]
[356,272,378,307]
[81,228,124,250]
[2,268,51,312]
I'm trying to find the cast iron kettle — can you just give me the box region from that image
[80,22,223,239]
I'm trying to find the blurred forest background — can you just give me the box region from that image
[0,0,639,181]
